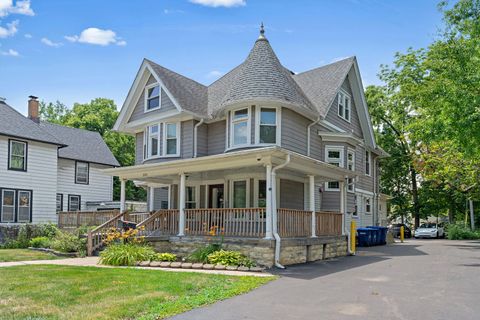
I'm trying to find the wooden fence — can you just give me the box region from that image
[136,209,179,237]
[58,210,119,228]
[316,211,343,236]
[277,208,312,237]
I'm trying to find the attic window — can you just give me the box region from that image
[145,84,160,111]
[337,90,351,122]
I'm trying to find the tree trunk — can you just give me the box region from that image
[410,167,420,228]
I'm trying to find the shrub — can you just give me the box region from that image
[100,243,156,266]
[29,236,51,248]
[104,227,145,245]
[50,231,85,254]
[153,253,177,262]
[41,223,59,238]
[447,224,480,240]
[187,243,222,263]
[207,250,255,267]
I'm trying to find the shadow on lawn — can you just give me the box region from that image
[270,242,427,280]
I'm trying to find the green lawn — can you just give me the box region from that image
[0,249,62,262]
[0,265,274,320]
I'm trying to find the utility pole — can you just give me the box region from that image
[469,200,475,231]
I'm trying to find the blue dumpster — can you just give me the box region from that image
[379,227,388,245]
[357,228,372,247]
[367,226,388,245]
[367,226,379,245]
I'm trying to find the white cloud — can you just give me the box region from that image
[206,70,223,79]
[190,0,245,8]
[0,0,34,17]
[24,32,31,38]
[0,19,18,38]
[163,8,185,14]
[41,37,62,47]
[1,48,18,56]
[65,27,126,46]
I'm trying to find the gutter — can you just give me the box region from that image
[271,154,291,269]
[193,119,205,158]
[342,177,355,256]
[307,117,321,157]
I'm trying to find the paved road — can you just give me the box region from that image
[170,239,480,320]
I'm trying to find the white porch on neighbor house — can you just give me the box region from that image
[103,147,353,239]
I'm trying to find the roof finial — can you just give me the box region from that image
[258,22,265,39]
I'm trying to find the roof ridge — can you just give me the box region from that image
[145,58,207,88]
[294,56,355,76]
[40,121,102,136]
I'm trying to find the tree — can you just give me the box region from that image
[40,98,146,202]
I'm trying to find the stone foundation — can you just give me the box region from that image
[148,235,347,268]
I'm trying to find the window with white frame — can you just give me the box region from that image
[164,123,179,156]
[325,146,344,190]
[347,149,355,192]
[232,180,248,208]
[1,189,15,222]
[17,191,31,222]
[365,197,371,214]
[145,84,160,111]
[337,90,351,122]
[185,186,196,209]
[146,124,160,158]
[365,150,371,176]
[75,161,89,184]
[257,107,277,144]
[9,140,27,171]
[230,108,250,147]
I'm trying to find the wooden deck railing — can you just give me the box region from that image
[277,208,312,237]
[124,211,153,224]
[58,210,119,228]
[185,208,266,238]
[136,209,179,237]
[87,211,130,256]
[316,211,343,236]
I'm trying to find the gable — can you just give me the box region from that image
[128,75,178,123]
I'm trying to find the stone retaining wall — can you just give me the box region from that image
[148,235,347,268]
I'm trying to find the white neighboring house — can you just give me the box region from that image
[0,96,119,224]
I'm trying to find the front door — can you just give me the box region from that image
[208,184,224,208]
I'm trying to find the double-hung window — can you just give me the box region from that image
[185,186,196,209]
[145,84,160,111]
[1,190,15,222]
[163,123,179,156]
[68,195,81,212]
[75,161,89,184]
[147,124,160,158]
[365,150,371,176]
[230,108,250,147]
[56,194,63,212]
[17,191,31,222]
[325,146,344,190]
[365,197,371,214]
[337,91,351,122]
[347,149,355,192]
[257,107,278,144]
[9,140,27,171]
[232,180,248,208]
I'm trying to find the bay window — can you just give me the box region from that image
[230,108,250,147]
[164,123,179,156]
[338,90,351,122]
[347,149,355,192]
[257,107,278,144]
[145,84,160,111]
[325,146,344,190]
[145,124,160,158]
[9,140,27,171]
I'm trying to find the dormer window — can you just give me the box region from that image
[230,107,250,147]
[145,84,160,111]
[256,107,279,144]
[337,90,351,122]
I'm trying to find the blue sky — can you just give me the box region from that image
[1,0,444,115]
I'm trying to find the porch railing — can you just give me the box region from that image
[58,210,119,229]
[87,210,129,256]
[136,209,179,237]
[185,208,266,238]
[316,211,343,236]
[124,211,153,224]
[277,208,312,237]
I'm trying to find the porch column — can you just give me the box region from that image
[120,179,126,213]
[178,173,186,236]
[149,187,155,212]
[340,178,346,235]
[265,164,273,239]
[309,175,317,237]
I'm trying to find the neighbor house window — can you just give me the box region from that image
[145,84,160,111]
[365,150,371,176]
[75,161,89,184]
[163,123,179,156]
[17,191,31,222]
[8,140,27,171]
[68,195,81,212]
[325,146,344,190]
[56,194,63,212]
[230,108,250,147]
[1,189,15,222]
[347,149,355,192]
[337,91,351,122]
[365,197,371,214]
[232,180,248,208]
[185,186,196,209]
[257,107,278,144]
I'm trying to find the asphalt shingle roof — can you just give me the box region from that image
[39,122,120,166]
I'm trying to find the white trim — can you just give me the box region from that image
[145,63,183,113]
[347,148,355,193]
[365,150,372,176]
[144,82,161,113]
[229,106,251,148]
[229,179,250,208]
[324,145,344,191]
[145,123,160,158]
[163,122,181,157]
[319,120,346,133]
[337,89,351,123]
[253,177,267,208]
[254,106,281,146]
[318,131,363,146]
[355,188,374,196]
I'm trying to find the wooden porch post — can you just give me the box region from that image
[149,186,155,211]
[309,175,317,237]
[120,179,126,213]
[178,173,186,236]
[265,164,273,239]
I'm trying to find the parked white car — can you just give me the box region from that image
[415,223,445,239]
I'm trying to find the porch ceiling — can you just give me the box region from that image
[102,146,354,182]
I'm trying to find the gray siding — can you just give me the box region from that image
[181,120,194,159]
[207,120,226,155]
[196,121,208,157]
[281,108,309,155]
[151,187,169,210]
[135,132,144,164]
[128,75,177,123]
[310,123,323,161]
[279,179,304,210]
[355,145,374,192]
[324,76,363,138]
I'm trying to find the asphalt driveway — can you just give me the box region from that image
[170,239,480,320]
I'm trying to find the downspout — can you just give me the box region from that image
[307,117,321,157]
[193,119,205,158]
[342,177,355,256]
[271,154,291,269]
